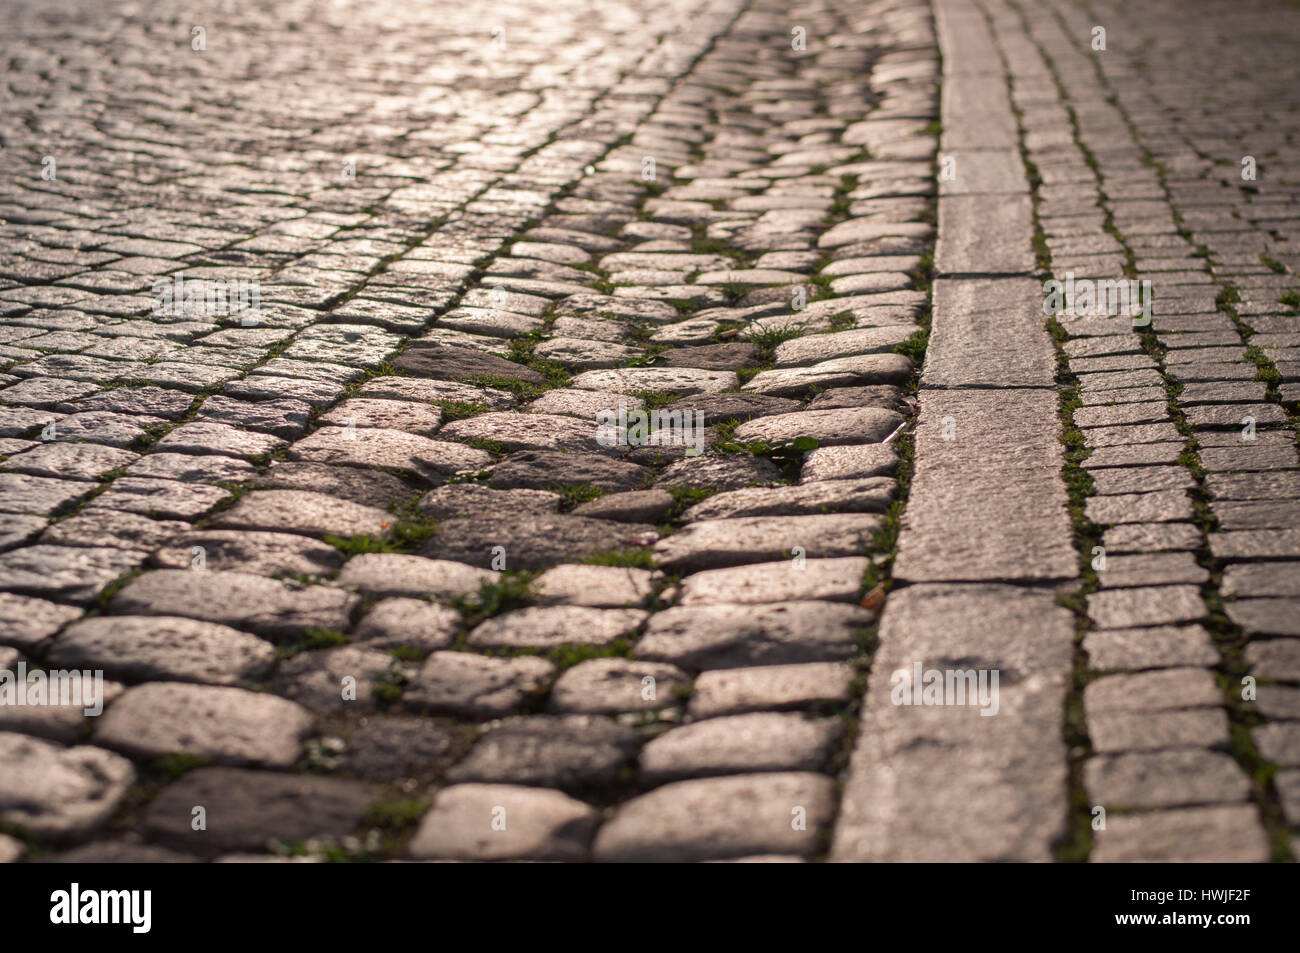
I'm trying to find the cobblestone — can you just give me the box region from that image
[0,0,1293,865]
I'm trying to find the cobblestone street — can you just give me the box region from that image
[0,0,1297,863]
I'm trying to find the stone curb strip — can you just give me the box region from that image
[832,0,1078,862]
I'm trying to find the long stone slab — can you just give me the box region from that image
[831,584,1075,861]
[934,195,1036,277]
[892,389,1078,584]
[925,278,1058,388]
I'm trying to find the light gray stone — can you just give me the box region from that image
[405,651,555,718]
[637,601,872,671]
[408,784,598,861]
[48,616,274,686]
[689,663,856,717]
[593,773,836,862]
[639,712,843,783]
[467,606,647,649]
[0,732,134,839]
[95,682,313,768]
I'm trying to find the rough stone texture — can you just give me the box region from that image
[637,601,872,671]
[487,450,650,491]
[833,584,1075,862]
[0,544,146,604]
[467,606,647,649]
[95,682,314,768]
[742,354,913,397]
[1087,586,1207,629]
[2,0,1285,865]
[0,732,135,839]
[405,652,555,718]
[1090,806,1271,863]
[679,479,894,522]
[532,564,656,607]
[272,646,397,710]
[893,390,1077,584]
[0,592,83,651]
[212,490,393,539]
[1082,626,1220,671]
[800,444,898,482]
[1084,750,1252,809]
[446,714,638,791]
[733,408,905,447]
[353,598,461,651]
[110,570,358,640]
[335,554,492,600]
[288,427,491,483]
[656,454,783,491]
[593,773,836,862]
[426,515,657,570]
[48,616,275,686]
[571,489,674,524]
[935,194,1035,276]
[679,557,870,605]
[143,768,373,856]
[688,663,856,717]
[408,784,599,861]
[654,514,882,572]
[926,279,1056,386]
[639,713,843,783]
[550,658,691,714]
[151,530,344,577]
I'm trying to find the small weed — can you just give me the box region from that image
[150,753,212,781]
[452,572,537,627]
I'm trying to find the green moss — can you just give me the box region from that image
[323,533,403,554]
[277,628,349,658]
[583,548,655,569]
[363,798,428,831]
[150,753,212,781]
[452,572,537,628]
[550,483,608,508]
[434,400,489,421]
[893,327,929,364]
[546,638,634,669]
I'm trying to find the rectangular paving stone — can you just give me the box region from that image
[937,150,1028,195]
[1083,625,1219,671]
[832,584,1074,862]
[894,389,1077,584]
[925,278,1058,388]
[935,194,1035,275]
[1088,709,1230,753]
[1090,805,1270,862]
[1087,585,1207,629]
[1085,750,1251,810]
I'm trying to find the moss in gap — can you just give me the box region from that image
[277,628,350,659]
[893,327,929,365]
[324,533,403,555]
[549,483,607,509]
[465,374,549,402]
[633,390,678,410]
[663,484,719,519]
[451,571,537,628]
[149,753,212,781]
[583,548,655,569]
[434,400,489,421]
[363,798,428,832]
[546,638,635,670]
